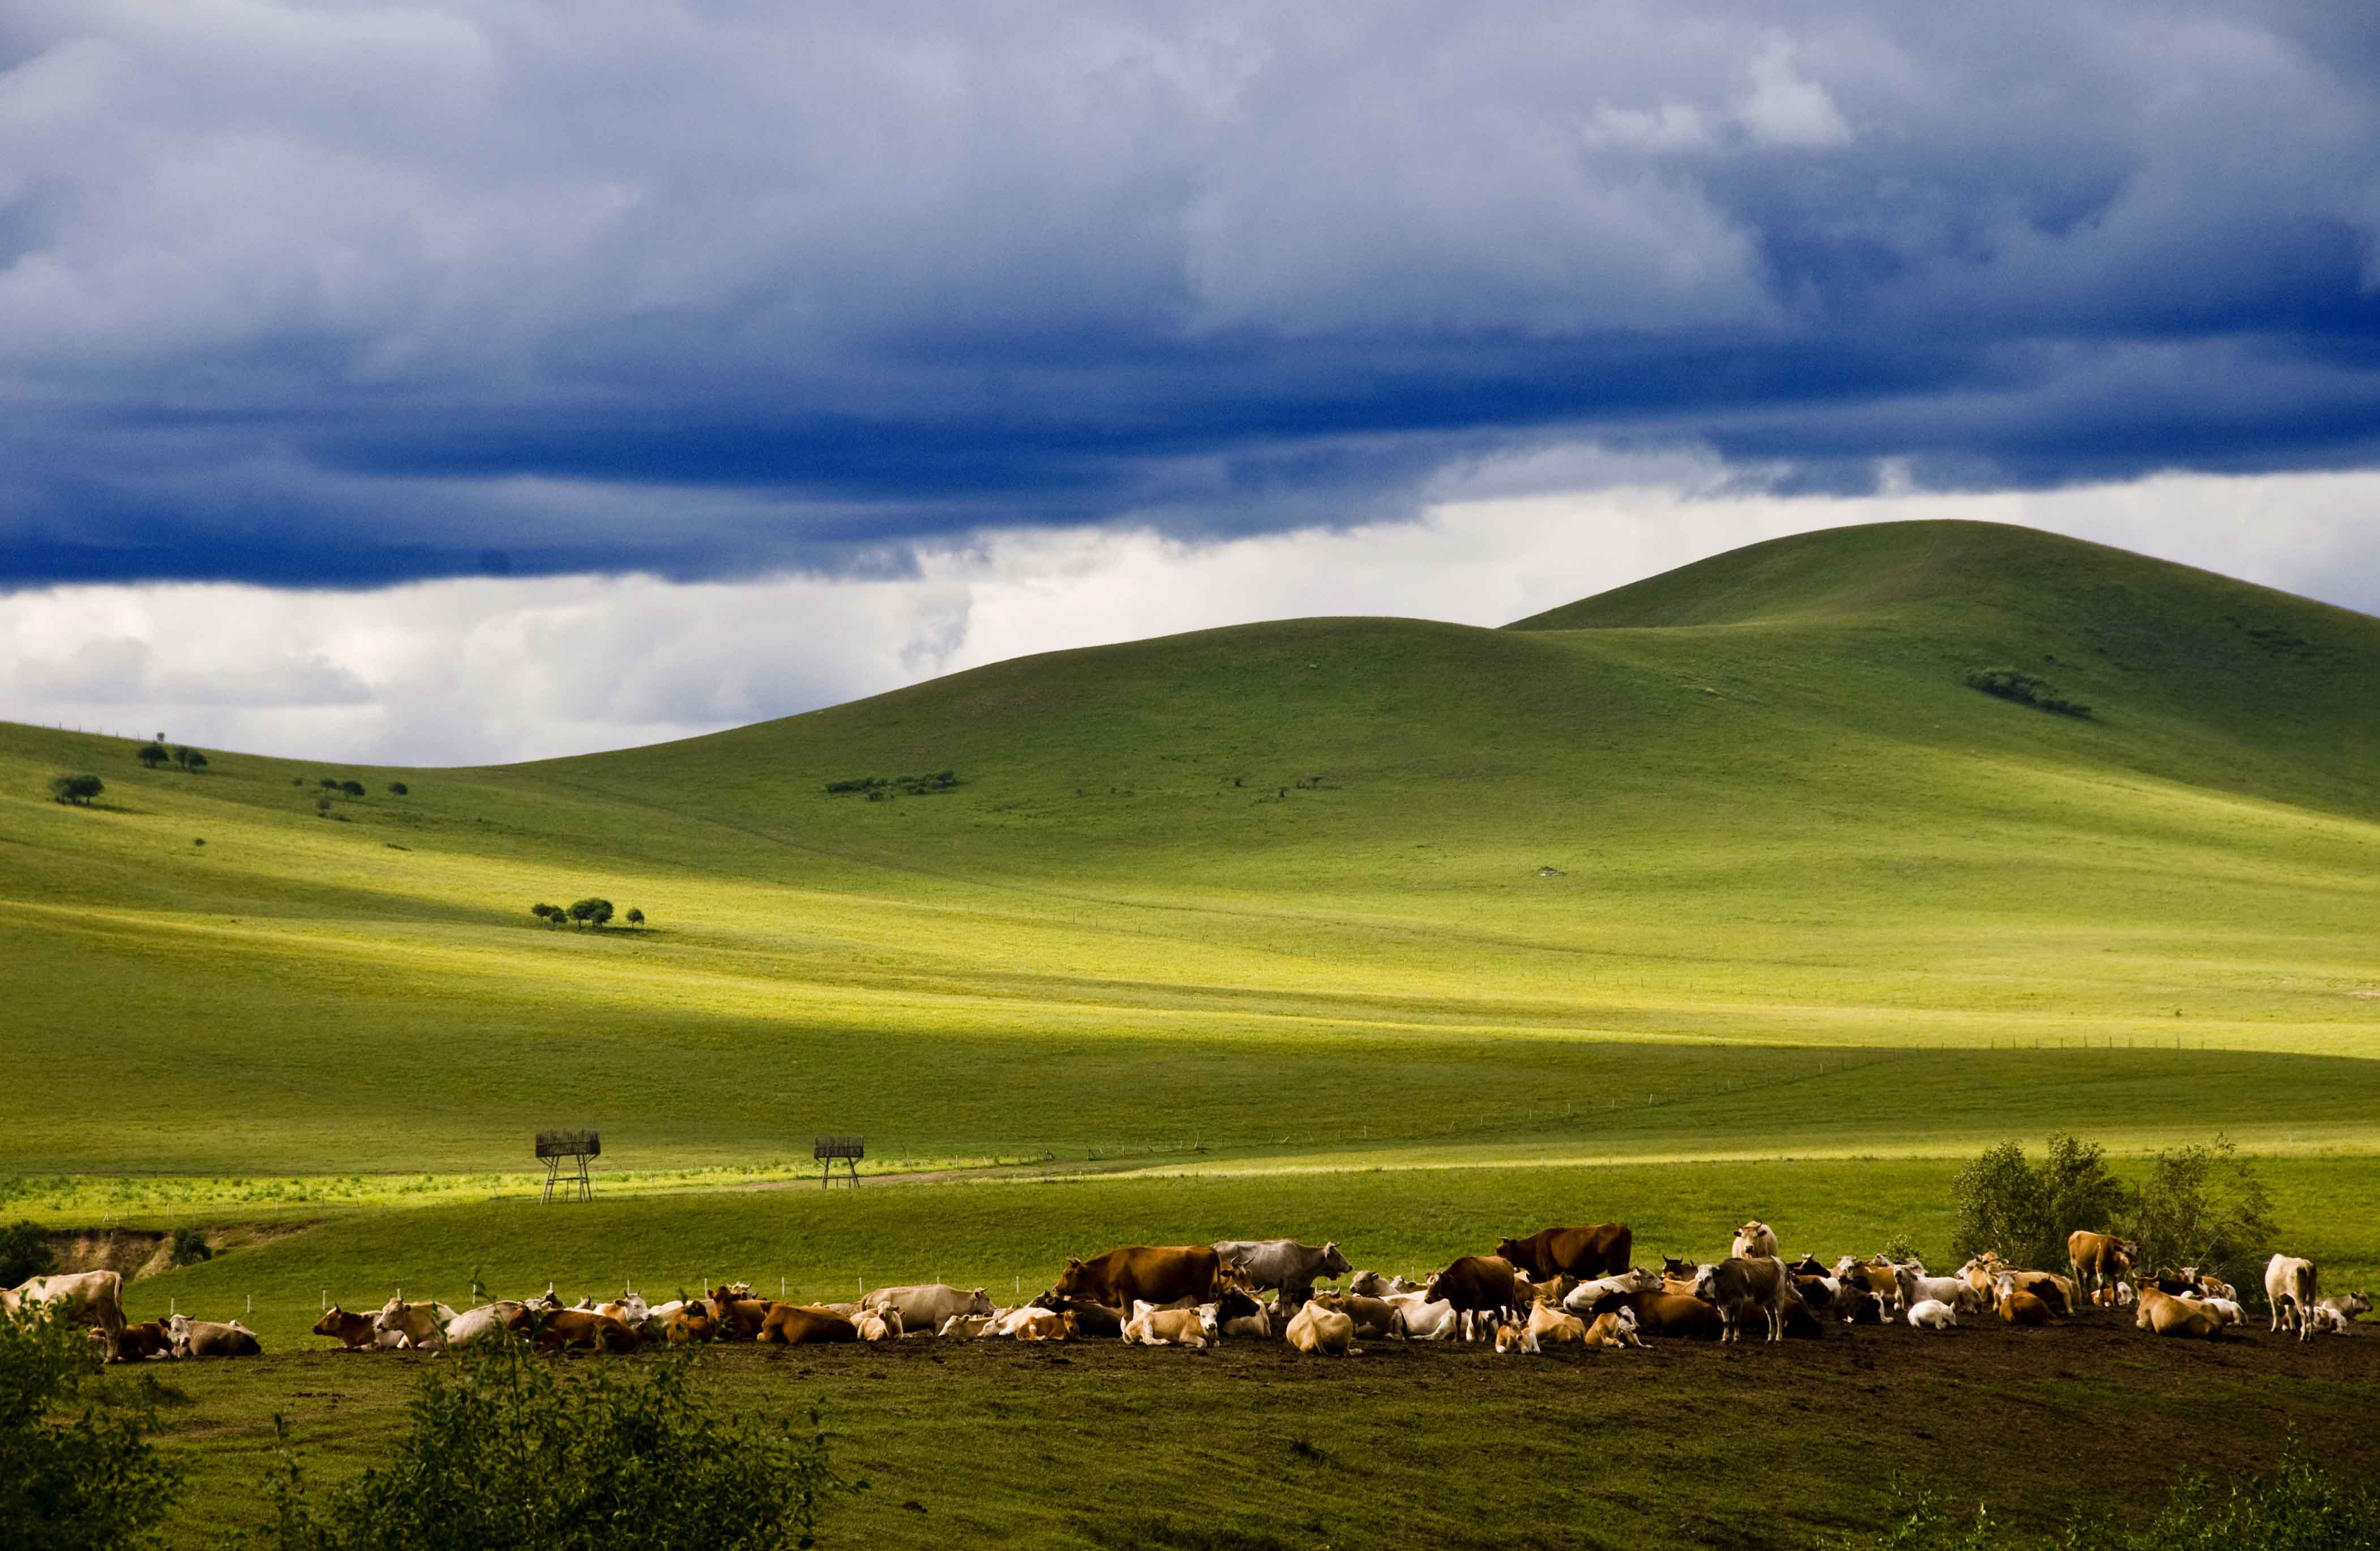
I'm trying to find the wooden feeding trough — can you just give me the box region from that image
[814,1135,864,1189]
[536,1129,599,1203]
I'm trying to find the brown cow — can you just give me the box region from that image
[114,1319,173,1360]
[1593,1290,1724,1340]
[760,1305,857,1345]
[1998,1289,2058,1327]
[2135,1286,2222,1340]
[1051,1247,1222,1313]
[1493,1224,1632,1281]
[1421,1256,1521,1338]
[1031,1294,1124,1339]
[662,1305,716,1343]
[311,1306,401,1350]
[504,1306,641,1353]
[1013,1308,1078,1342]
[705,1286,774,1339]
[1311,1292,1398,1339]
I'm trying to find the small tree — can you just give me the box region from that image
[0,1306,182,1548]
[340,779,365,798]
[316,796,333,817]
[531,903,564,926]
[319,778,341,790]
[49,774,104,806]
[184,751,208,774]
[625,907,645,926]
[172,747,191,769]
[0,1219,54,1285]
[136,744,169,770]
[2126,1136,2274,1283]
[568,898,614,929]
[388,782,409,796]
[169,1226,212,1266]
[1951,1133,2125,1271]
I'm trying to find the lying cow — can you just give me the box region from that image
[852,1308,902,1343]
[444,1302,525,1346]
[1210,1288,1270,1339]
[1560,1268,1663,1317]
[861,1283,995,1335]
[1895,1265,1983,1316]
[1346,1270,1420,1297]
[2265,1254,2319,1342]
[314,1306,409,1350]
[1495,1223,1632,1282]
[707,1286,776,1339]
[760,1305,858,1345]
[1031,1295,1124,1339]
[1582,1309,1646,1350]
[1385,1294,1459,1341]
[1123,1301,1215,1349]
[1906,1299,1958,1330]
[169,1314,262,1357]
[1310,1292,1397,1339]
[2137,1286,2224,1340]
[1523,1303,1586,1347]
[1013,1308,1077,1342]
[2318,1292,2372,1326]
[373,1296,457,1351]
[1491,1318,1539,1354]
[1998,1289,2058,1327]
[503,1305,641,1353]
[1582,1289,1723,1340]
[1286,1299,1357,1356]
[114,1319,174,1360]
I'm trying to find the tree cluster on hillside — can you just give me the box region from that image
[1963,667,2092,718]
[48,773,103,806]
[258,1333,852,1551]
[1951,1132,2275,1287]
[825,769,959,800]
[136,744,210,772]
[531,899,635,929]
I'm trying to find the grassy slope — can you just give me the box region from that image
[2,520,2377,1175]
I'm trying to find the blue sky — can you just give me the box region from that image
[3,3,2378,757]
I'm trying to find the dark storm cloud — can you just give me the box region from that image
[3,1,2378,588]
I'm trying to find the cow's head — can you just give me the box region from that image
[1493,1237,1527,1266]
[965,1288,994,1316]
[311,1308,346,1335]
[1660,1254,1692,1279]
[1050,1259,1090,1299]
[1320,1242,1351,1277]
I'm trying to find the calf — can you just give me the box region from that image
[1907,1299,1957,1330]
[1012,1308,1077,1342]
[1491,1318,1539,1355]
[1122,1303,1214,1348]
[1523,1303,1586,1347]
[1582,1309,1646,1349]
[115,1319,173,1360]
[1694,1257,1788,1344]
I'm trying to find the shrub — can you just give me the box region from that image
[169,1226,212,1266]
[531,903,563,926]
[0,1305,182,1549]
[259,1334,851,1551]
[825,770,960,798]
[0,1219,54,1285]
[1951,1133,2125,1272]
[568,897,614,929]
[388,782,409,796]
[2124,1136,2274,1285]
[339,780,366,798]
[319,778,341,790]
[1963,667,2091,718]
[316,796,333,816]
[49,773,104,806]
[137,744,169,769]
[625,908,644,926]
[184,751,208,773]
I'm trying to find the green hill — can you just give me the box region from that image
[3,519,2377,1181]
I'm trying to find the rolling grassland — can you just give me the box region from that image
[7,520,2379,1546]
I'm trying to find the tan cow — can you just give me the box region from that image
[1012,1308,1077,1342]
[1523,1303,1586,1347]
[1998,1288,2058,1327]
[313,1306,407,1349]
[1285,1299,1357,1356]
[168,1314,262,1357]
[861,1284,995,1335]
[2068,1232,2137,1306]
[759,1305,857,1345]
[1122,1302,1214,1348]
[372,1297,456,1350]
[1731,1221,1779,1259]
[1581,1309,1646,1349]
[2136,1286,2224,1340]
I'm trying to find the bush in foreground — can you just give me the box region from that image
[0,1219,54,1285]
[1847,1439,2377,1549]
[262,1334,853,1551]
[0,1306,181,1550]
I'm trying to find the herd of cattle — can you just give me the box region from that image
[5,1223,2370,1363]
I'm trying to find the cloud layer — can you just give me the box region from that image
[5,2,2379,588]
[8,475,2376,764]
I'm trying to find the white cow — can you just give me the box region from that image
[444,1302,525,1346]
[1561,1268,1664,1317]
[1731,1221,1779,1259]
[1907,1299,1958,1330]
[1896,1264,1984,1316]
[1384,1293,1459,1341]
[2265,1254,2319,1342]
[1122,1301,1215,1348]
[5,1271,129,1355]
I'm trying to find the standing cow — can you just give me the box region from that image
[1212,1240,1350,1306]
[861,1284,994,1335]
[1493,1224,1632,1282]
[2068,1231,2138,1307]
[4,1271,129,1356]
[2265,1254,2319,1342]
[1420,1255,1520,1339]
[1730,1222,1778,1259]
[1696,1257,1788,1343]
[1052,1247,1223,1313]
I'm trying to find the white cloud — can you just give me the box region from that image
[1735,37,1854,148]
[4,464,2374,764]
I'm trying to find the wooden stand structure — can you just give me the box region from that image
[537,1129,599,1203]
[815,1135,864,1189]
